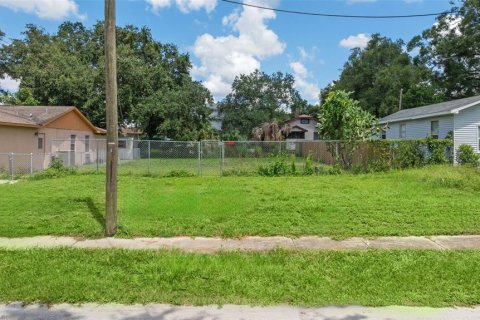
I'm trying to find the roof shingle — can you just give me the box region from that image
[0,106,75,126]
[379,96,480,123]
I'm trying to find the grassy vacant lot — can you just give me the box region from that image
[80,156,316,177]
[1,248,480,306]
[1,165,479,238]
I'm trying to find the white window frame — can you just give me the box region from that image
[399,124,406,139]
[70,135,76,152]
[431,120,439,139]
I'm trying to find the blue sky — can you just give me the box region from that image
[0,0,452,103]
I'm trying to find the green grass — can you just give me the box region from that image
[80,156,315,177]
[1,165,480,238]
[1,248,480,306]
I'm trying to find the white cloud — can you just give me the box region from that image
[436,15,462,36]
[289,61,307,77]
[192,0,285,98]
[339,33,371,49]
[146,0,216,13]
[289,61,319,103]
[0,0,84,20]
[0,74,20,93]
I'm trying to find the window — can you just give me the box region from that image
[399,124,406,139]
[431,121,439,139]
[85,135,90,152]
[118,140,127,148]
[70,135,76,151]
[287,131,305,139]
[381,129,386,140]
[313,132,319,140]
[300,119,310,124]
[37,137,44,149]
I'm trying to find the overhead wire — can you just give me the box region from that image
[220,0,457,19]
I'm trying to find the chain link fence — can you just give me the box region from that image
[49,139,338,177]
[0,153,51,180]
[2,138,453,180]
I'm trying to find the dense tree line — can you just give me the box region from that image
[323,0,479,118]
[0,22,212,140]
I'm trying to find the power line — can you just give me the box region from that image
[221,0,457,19]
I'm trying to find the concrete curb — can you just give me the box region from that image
[2,303,480,320]
[1,235,480,252]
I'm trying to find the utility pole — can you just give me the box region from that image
[105,0,118,236]
[398,88,403,111]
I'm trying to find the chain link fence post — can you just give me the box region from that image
[220,141,225,176]
[96,140,99,173]
[198,141,202,176]
[9,153,14,181]
[148,140,151,175]
[30,153,33,176]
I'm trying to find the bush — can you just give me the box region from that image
[163,170,195,177]
[258,153,292,176]
[303,152,314,175]
[318,164,342,175]
[30,157,77,180]
[456,144,479,166]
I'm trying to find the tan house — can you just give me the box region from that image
[282,115,319,141]
[0,106,105,170]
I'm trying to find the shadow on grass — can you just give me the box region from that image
[74,197,105,229]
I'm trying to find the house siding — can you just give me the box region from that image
[285,118,318,141]
[453,103,480,159]
[384,115,453,140]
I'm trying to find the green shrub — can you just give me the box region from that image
[30,157,77,180]
[303,152,314,175]
[290,154,296,174]
[426,137,451,164]
[258,153,292,176]
[163,170,195,177]
[222,169,254,176]
[456,144,479,166]
[318,164,342,175]
[393,140,427,169]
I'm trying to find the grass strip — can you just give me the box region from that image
[1,165,480,238]
[1,248,480,306]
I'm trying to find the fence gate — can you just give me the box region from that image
[200,140,223,176]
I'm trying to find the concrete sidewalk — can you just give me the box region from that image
[0,235,480,252]
[1,303,480,320]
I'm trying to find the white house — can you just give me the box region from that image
[282,115,319,141]
[378,95,480,159]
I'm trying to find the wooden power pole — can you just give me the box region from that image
[105,0,118,236]
[398,88,403,111]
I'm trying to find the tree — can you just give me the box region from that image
[408,0,480,99]
[218,70,307,138]
[324,34,442,118]
[317,90,377,168]
[0,88,39,105]
[0,22,212,139]
[133,78,213,140]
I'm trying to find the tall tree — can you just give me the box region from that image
[324,34,442,118]
[0,22,212,140]
[408,0,480,99]
[218,70,307,138]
